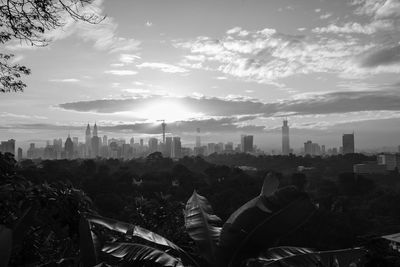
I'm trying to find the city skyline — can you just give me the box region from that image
[1,0,400,150]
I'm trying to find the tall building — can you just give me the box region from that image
[241,135,254,153]
[65,135,74,159]
[17,147,23,161]
[85,124,91,157]
[304,141,313,156]
[207,143,216,155]
[148,138,158,153]
[282,119,290,155]
[196,128,201,148]
[91,123,100,157]
[0,139,15,155]
[342,133,355,154]
[93,123,98,137]
[130,137,135,147]
[172,137,182,158]
[165,137,173,157]
[225,142,234,152]
[103,135,108,146]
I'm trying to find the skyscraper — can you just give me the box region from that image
[342,133,355,154]
[85,124,91,157]
[148,138,158,153]
[93,123,98,137]
[304,141,313,156]
[196,128,201,148]
[17,147,23,161]
[0,139,15,155]
[241,135,254,153]
[65,135,74,159]
[165,137,172,157]
[282,119,290,155]
[91,123,100,157]
[103,135,108,146]
[172,137,182,158]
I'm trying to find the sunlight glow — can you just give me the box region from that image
[128,99,203,122]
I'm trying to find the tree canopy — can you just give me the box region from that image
[0,0,104,93]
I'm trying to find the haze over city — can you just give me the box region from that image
[1,0,400,152]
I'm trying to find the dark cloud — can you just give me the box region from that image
[360,45,400,68]
[58,89,400,118]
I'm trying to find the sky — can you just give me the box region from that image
[1,0,400,152]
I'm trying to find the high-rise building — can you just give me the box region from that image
[282,119,290,155]
[91,123,100,157]
[342,133,355,154]
[0,139,15,155]
[93,123,98,137]
[65,135,74,159]
[27,143,35,159]
[17,147,22,161]
[207,143,216,155]
[85,124,91,157]
[148,138,158,153]
[377,153,400,171]
[241,135,254,153]
[103,135,108,146]
[304,141,313,156]
[196,128,201,148]
[130,137,135,147]
[172,137,182,158]
[304,141,321,156]
[165,137,173,157]
[225,142,234,152]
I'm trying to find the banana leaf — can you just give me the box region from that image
[82,212,198,266]
[102,242,184,267]
[0,225,12,267]
[218,173,316,266]
[184,190,222,265]
[79,215,100,267]
[246,246,368,267]
[83,213,183,251]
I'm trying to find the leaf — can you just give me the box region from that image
[83,212,183,252]
[0,225,12,267]
[246,246,368,267]
[102,242,184,267]
[219,185,317,267]
[82,213,198,266]
[184,190,222,265]
[79,215,100,267]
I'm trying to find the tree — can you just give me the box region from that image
[0,0,104,92]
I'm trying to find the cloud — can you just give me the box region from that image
[0,112,47,120]
[7,0,141,53]
[319,13,333,19]
[104,70,138,76]
[353,0,400,19]
[175,27,382,83]
[312,20,392,34]
[49,78,80,82]
[119,54,141,64]
[359,45,400,68]
[136,62,189,73]
[57,89,400,118]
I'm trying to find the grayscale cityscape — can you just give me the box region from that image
[2,0,400,266]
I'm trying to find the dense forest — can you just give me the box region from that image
[2,152,400,266]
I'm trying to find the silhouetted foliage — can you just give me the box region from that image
[0,0,104,92]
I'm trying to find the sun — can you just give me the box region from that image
[132,98,202,122]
